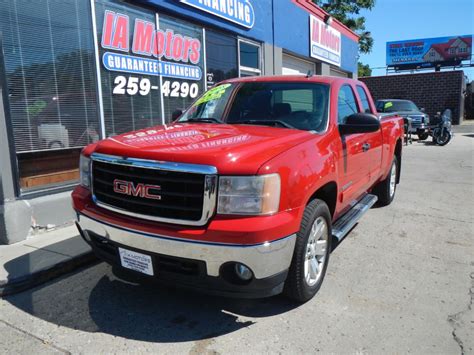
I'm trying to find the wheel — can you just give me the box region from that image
[417,132,429,140]
[373,156,398,206]
[284,199,331,303]
[434,128,451,146]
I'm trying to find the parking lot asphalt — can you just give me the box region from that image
[0,133,473,354]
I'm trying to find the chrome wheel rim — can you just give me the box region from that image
[389,161,397,198]
[304,216,328,287]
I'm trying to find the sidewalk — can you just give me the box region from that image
[0,225,95,297]
[453,120,474,133]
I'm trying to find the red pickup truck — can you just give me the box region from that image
[73,76,403,302]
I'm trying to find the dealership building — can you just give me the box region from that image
[0,0,359,244]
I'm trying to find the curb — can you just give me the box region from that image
[0,249,97,297]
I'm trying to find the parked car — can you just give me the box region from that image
[73,76,404,303]
[376,99,430,140]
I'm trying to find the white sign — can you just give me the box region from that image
[119,247,154,276]
[310,15,341,67]
[179,0,255,29]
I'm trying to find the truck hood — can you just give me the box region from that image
[91,123,314,174]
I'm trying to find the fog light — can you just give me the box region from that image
[234,263,253,281]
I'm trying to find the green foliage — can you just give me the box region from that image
[313,0,375,54]
[358,62,372,77]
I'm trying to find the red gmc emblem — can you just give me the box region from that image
[113,179,161,200]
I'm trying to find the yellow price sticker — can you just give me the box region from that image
[195,84,231,105]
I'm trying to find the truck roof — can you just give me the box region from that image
[221,75,358,85]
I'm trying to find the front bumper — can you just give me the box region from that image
[76,213,296,297]
[408,123,428,133]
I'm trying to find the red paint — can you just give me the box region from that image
[132,19,155,55]
[73,76,403,245]
[111,14,129,51]
[101,11,115,48]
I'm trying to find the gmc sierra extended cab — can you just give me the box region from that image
[73,76,404,302]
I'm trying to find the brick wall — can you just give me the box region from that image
[360,71,465,124]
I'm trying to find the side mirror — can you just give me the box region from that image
[420,107,425,112]
[171,109,183,121]
[339,113,381,135]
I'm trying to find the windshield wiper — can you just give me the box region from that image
[234,120,296,129]
[181,117,224,124]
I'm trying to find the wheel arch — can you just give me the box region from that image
[394,138,402,183]
[306,181,338,219]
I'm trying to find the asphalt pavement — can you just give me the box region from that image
[0,132,473,354]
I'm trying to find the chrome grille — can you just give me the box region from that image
[91,153,217,226]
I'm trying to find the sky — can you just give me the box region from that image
[359,0,474,81]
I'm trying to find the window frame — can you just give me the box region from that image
[356,85,373,114]
[337,84,359,125]
[204,28,238,89]
[237,37,263,77]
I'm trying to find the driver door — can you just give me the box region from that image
[337,85,371,209]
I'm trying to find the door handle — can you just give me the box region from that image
[362,143,371,152]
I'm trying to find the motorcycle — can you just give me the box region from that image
[430,109,453,146]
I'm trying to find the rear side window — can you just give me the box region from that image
[376,101,385,112]
[337,85,358,124]
[356,86,372,113]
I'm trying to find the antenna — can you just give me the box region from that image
[306,70,313,78]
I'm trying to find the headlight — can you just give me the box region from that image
[79,155,91,188]
[217,174,280,215]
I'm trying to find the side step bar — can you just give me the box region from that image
[332,194,378,242]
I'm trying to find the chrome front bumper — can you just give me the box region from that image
[76,214,296,279]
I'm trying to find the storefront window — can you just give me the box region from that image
[0,0,99,191]
[159,14,205,121]
[94,1,205,130]
[239,39,262,77]
[94,0,163,135]
[205,30,238,87]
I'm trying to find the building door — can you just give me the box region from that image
[330,68,349,78]
[282,54,315,75]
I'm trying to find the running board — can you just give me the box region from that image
[332,194,378,242]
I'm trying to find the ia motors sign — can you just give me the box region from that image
[310,15,341,67]
[100,11,202,80]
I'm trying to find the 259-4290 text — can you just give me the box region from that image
[112,75,199,98]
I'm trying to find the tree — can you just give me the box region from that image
[313,0,375,54]
[358,62,372,77]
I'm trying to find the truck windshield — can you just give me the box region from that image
[380,100,419,113]
[179,82,330,132]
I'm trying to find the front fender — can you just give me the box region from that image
[257,132,339,214]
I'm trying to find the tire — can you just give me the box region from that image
[284,199,332,303]
[373,156,398,206]
[417,132,429,140]
[434,128,451,146]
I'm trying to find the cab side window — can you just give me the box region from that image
[356,86,372,113]
[338,85,358,124]
[376,101,385,112]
